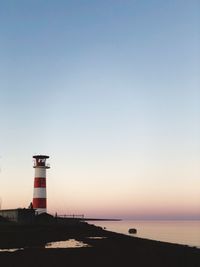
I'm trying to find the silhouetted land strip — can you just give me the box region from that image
[82,218,121,221]
[0,215,199,267]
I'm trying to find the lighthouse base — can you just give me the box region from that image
[35,208,47,215]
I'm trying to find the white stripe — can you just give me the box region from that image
[33,188,46,198]
[35,168,46,178]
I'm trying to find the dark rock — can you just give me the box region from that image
[128,228,137,234]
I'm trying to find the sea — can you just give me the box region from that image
[90,220,200,248]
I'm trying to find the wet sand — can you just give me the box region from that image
[0,221,199,267]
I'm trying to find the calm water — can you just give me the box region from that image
[91,220,200,248]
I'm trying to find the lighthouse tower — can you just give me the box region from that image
[33,155,50,214]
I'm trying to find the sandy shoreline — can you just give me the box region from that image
[0,221,199,267]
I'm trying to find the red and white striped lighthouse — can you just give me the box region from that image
[33,155,50,214]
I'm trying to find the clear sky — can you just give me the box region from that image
[0,0,199,219]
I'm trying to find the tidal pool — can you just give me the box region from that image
[87,239,106,241]
[0,248,23,252]
[45,239,90,248]
[0,239,90,252]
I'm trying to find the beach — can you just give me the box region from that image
[0,219,199,267]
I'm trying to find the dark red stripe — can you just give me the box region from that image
[34,178,46,188]
[33,198,46,208]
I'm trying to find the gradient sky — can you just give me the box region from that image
[0,0,199,219]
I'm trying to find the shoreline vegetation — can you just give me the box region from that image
[0,214,199,267]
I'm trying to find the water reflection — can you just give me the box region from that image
[88,236,107,239]
[45,239,90,248]
[0,239,90,252]
[0,248,23,252]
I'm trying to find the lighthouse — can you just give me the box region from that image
[33,155,50,214]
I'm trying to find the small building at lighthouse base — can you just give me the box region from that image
[0,208,36,223]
